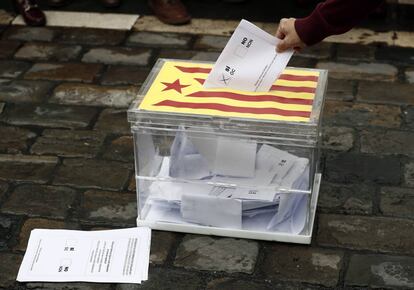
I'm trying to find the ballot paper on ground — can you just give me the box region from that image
[17,228,151,284]
[203,19,294,92]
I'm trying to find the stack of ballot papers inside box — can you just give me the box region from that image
[141,128,311,235]
[17,228,151,284]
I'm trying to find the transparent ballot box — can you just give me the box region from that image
[128,59,327,244]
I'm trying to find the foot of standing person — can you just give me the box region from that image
[149,0,191,25]
[101,0,122,8]
[47,0,69,7]
[13,0,46,26]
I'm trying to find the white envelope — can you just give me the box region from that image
[213,137,257,177]
[181,194,242,229]
[203,19,294,92]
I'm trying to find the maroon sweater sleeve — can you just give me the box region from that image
[295,0,383,46]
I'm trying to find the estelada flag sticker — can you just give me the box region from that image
[138,61,319,122]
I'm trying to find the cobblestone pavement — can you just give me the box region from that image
[0,21,414,290]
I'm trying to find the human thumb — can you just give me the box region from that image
[276,38,290,53]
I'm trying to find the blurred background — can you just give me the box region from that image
[1,0,413,31]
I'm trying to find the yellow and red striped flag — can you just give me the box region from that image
[138,61,319,122]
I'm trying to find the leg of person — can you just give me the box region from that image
[13,0,46,26]
[148,0,191,25]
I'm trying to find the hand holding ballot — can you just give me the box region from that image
[276,18,306,53]
[203,19,294,92]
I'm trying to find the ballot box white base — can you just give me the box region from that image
[136,174,321,244]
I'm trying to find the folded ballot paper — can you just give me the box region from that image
[143,128,311,235]
[17,228,151,284]
[204,19,294,92]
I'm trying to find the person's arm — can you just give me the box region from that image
[276,0,383,52]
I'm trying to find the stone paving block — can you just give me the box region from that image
[194,35,229,51]
[336,44,376,61]
[0,154,58,183]
[0,40,21,59]
[405,68,414,83]
[322,126,354,151]
[25,63,103,83]
[206,278,273,290]
[0,79,53,103]
[80,190,136,224]
[325,79,355,101]
[31,129,105,158]
[158,49,220,61]
[116,268,204,290]
[361,130,414,156]
[323,100,401,128]
[0,10,13,26]
[0,125,36,154]
[27,283,112,290]
[15,218,79,251]
[316,62,398,82]
[317,214,414,254]
[0,215,14,250]
[0,60,31,78]
[191,51,221,62]
[2,184,77,219]
[51,83,137,108]
[94,108,130,135]
[82,47,152,66]
[54,158,130,190]
[404,161,414,187]
[346,254,414,289]
[158,49,199,59]
[403,106,414,128]
[150,231,177,265]
[101,66,149,85]
[0,252,22,288]
[103,136,134,162]
[318,182,373,214]
[2,104,98,129]
[128,176,136,192]
[296,42,332,59]
[3,26,57,42]
[15,42,82,61]
[287,56,316,68]
[357,81,414,106]
[127,32,192,48]
[261,244,343,287]
[376,45,414,65]
[0,78,12,85]
[0,180,7,199]
[325,153,401,184]
[380,187,414,219]
[174,235,259,273]
[57,27,126,46]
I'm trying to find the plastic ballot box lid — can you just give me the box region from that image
[128,59,328,147]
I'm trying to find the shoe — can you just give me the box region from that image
[47,0,68,7]
[13,0,46,27]
[101,0,122,8]
[148,0,191,25]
